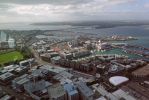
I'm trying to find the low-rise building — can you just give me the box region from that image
[30,68,50,80]
[59,52,73,59]
[13,66,28,75]
[40,52,59,62]
[12,74,30,92]
[73,50,91,59]
[51,56,61,64]
[24,80,51,100]
[112,89,136,100]
[53,71,73,80]
[0,72,14,85]
[76,81,94,100]
[108,64,124,74]
[53,71,74,84]
[19,58,35,67]
[132,64,149,79]
[64,83,79,100]
[48,84,66,100]
[2,65,19,73]
[40,65,66,75]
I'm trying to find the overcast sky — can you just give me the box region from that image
[0,0,149,23]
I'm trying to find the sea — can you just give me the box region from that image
[0,23,149,48]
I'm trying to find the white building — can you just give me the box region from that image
[109,76,129,86]
[8,38,16,48]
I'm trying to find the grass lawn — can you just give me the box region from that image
[0,51,24,65]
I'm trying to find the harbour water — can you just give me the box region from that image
[0,23,149,48]
[67,25,149,48]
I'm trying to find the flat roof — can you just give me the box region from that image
[51,56,61,60]
[64,83,78,96]
[3,65,19,71]
[40,65,66,74]
[126,82,149,99]
[16,77,29,85]
[0,95,11,100]
[31,68,49,77]
[24,80,51,93]
[96,96,107,100]
[76,81,94,98]
[14,74,28,81]
[13,74,29,85]
[112,89,136,100]
[54,71,73,80]
[48,84,65,98]
[0,72,14,80]
[20,58,34,64]
[15,67,27,72]
[132,64,149,77]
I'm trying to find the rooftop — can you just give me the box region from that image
[64,83,78,96]
[76,81,94,98]
[13,74,29,85]
[51,56,61,61]
[20,58,34,64]
[31,68,49,78]
[109,76,129,86]
[96,96,107,100]
[48,84,66,99]
[53,71,73,80]
[40,65,66,74]
[126,82,149,99]
[0,95,12,100]
[4,65,19,70]
[0,72,14,80]
[112,89,136,100]
[24,80,51,93]
[132,64,149,77]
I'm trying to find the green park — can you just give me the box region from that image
[0,51,24,66]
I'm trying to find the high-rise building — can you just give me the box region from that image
[8,37,16,48]
[0,31,7,42]
[0,32,16,49]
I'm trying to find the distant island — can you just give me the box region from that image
[31,21,149,29]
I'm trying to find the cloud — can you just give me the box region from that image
[0,0,149,23]
[144,3,149,8]
[0,0,135,5]
[7,0,135,16]
[0,0,91,5]
[8,4,75,15]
